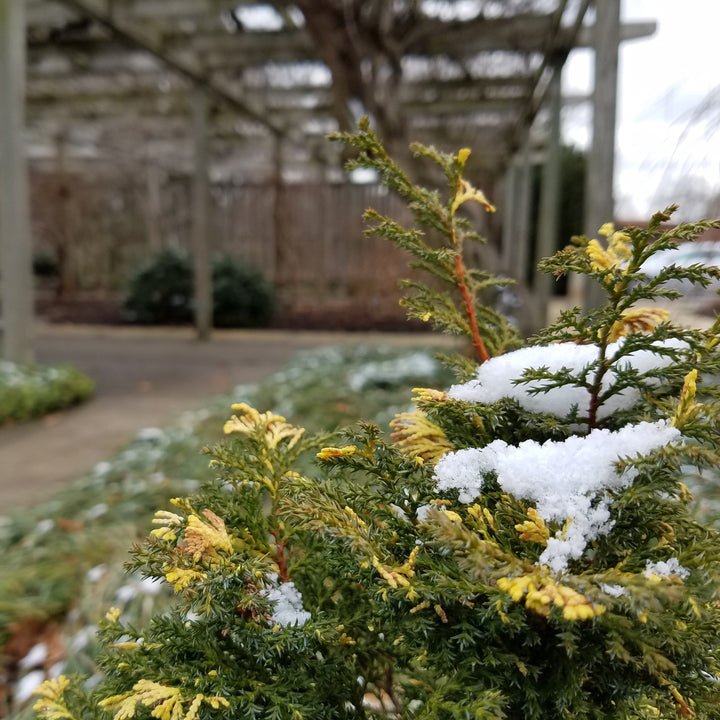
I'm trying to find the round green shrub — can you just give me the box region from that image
[124,250,193,325]
[33,251,59,278]
[0,362,95,424]
[123,251,276,327]
[211,255,276,328]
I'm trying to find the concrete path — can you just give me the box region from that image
[1,299,713,513]
[0,324,445,512]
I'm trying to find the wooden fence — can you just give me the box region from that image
[31,172,425,326]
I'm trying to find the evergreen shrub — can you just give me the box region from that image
[123,251,276,327]
[211,256,276,328]
[124,250,193,325]
[33,251,59,279]
[35,121,720,720]
[0,361,94,424]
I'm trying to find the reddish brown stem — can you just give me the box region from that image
[586,340,610,432]
[455,254,490,363]
[270,528,290,582]
[587,392,599,432]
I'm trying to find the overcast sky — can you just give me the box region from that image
[563,1,719,221]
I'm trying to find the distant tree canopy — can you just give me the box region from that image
[275,0,544,160]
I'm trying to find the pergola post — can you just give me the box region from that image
[0,0,34,363]
[583,0,620,310]
[192,84,212,340]
[515,140,533,288]
[501,164,518,274]
[535,59,563,324]
[502,144,533,284]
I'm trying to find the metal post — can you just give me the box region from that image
[0,0,34,362]
[535,60,563,324]
[583,0,620,311]
[192,85,212,340]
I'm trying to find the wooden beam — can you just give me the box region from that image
[21,0,645,196]
[576,20,656,46]
[0,0,34,363]
[26,73,529,115]
[27,15,656,72]
[123,0,237,19]
[55,0,284,134]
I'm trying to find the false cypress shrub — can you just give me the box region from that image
[34,122,720,720]
[124,251,276,328]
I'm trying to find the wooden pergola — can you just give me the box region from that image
[0,0,654,360]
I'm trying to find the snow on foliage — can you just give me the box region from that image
[347,351,439,392]
[261,581,311,627]
[434,420,681,573]
[645,557,690,579]
[448,339,687,418]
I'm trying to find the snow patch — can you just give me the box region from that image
[645,557,690,579]
[448,339,687,418]
[262,581,311,627]
[348,352,438,392]
[15,671,45,704]
[434,420,680,573]
[19,643,47,670]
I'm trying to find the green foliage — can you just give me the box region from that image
[0,343,451,699]
[330,117,520,366]
[249,344,455,433]
[123,250,276,328]
[211,256,276,328]
[124,250,193,325]
[32,251,59,279]
[32,127,720,720]
[0,361,94,424]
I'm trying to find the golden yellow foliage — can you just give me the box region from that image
[587,224,631,272]
[150,509,184,542]
[105,607,122,623]
[224,403,304,449]
[372,546,419,590]
[180,509,233,562]
[164,567,206,592]
[514,508,550,545]
[99,680,229,720]
[316,445,359,460]
[607,307,670,342]
[32,676,76,720]
[390,410,453,464]
[451,178,496,215]
[672,369,700,429]
[497,574,605,621]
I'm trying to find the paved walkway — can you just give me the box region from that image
[0,324,447,512]
[1,299,714,513]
